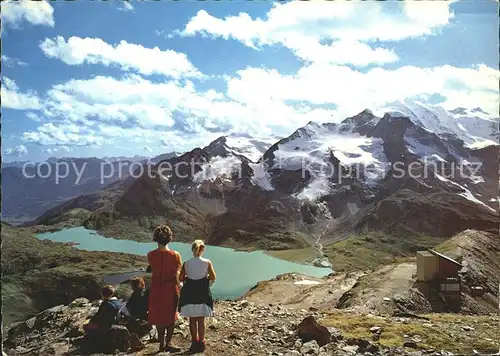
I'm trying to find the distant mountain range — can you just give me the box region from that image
[27,101,499,252]
[1,153,177,224]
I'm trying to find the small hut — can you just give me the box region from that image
[416,249,462,292]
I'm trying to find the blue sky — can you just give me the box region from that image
[1,0,498,162]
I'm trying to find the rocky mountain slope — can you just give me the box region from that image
[30,102,499,258]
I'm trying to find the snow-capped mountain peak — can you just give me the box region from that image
[224,133,282,163]
[375,99,498,147]
[202,133,282,163]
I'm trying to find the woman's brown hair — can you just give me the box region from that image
[153,224,173,245]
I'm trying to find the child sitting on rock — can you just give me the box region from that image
[84,285,126,332]
[178,239,217,353]
[125,277,149,321]
[82,285,132,352]
[123,277,151,337]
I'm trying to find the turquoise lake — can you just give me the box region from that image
[36,227,332,300]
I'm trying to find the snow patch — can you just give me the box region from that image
[468,140,499,149]
[434,173,448,182]
[294,280,321,286]
[225,134,281,162]
[404,136,444,158]
[467,174,485,185]
[193,156,241,183]
[295,177,331,201]
[273,131,385,171]
[459,188,496,213]
[248,162,275,191]
[434,173,496,213]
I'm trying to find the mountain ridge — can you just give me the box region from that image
[26,103,499,259]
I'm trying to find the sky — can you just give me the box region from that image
[1,0,499,162]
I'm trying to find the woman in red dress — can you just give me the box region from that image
[147,225,182,353]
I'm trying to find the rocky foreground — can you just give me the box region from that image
[3,296,499,356]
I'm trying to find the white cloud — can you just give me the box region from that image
[21,71,336,150]
[44,146,72,155]
[225,63,500,119]
[26,112,43,122]
[173,2,454,66]
[24,118,220,153]
[119,1,134,12]
[23,122,105,147]
[179,2,454,42]
[2,55,28,67]
[44,75,180,129]
[1,0,54,29]
[1,77,42,110]
[281,37,399,66]
[41,74,334,136]
[3,145,28,157]
[144,146,153,153]
[40,36,203,79]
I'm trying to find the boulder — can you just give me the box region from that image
[108,325,132,352]
[300,340,319,355]
[297,316,331,347]
[346,338,380,353]
[403,341,419,349]
[326,327,342,342]
[81,325,131,354]
[69,298,90,307]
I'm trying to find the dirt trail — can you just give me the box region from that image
[243,272,364,310]
[243,263,418,315]
[336,263,417,313]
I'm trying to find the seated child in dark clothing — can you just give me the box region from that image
[84,285,127,333]
[123,277,151,338]
[125,277,149,321]
[82,285,130,352]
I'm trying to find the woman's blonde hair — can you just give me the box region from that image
[191,239,205,257]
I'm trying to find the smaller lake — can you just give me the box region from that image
[36,227,332,300]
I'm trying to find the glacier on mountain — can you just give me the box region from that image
[224,133,281,163]
[375,100,498,147]
[193,155,241,183]
[271,127,388,183]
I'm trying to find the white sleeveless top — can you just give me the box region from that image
[184,256,210,280]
